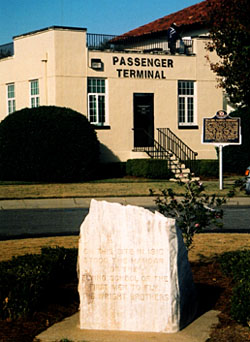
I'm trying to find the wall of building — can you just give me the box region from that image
[0,27,87,121]
[0,27,222,162]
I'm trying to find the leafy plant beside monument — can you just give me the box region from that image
[150,177,226,250]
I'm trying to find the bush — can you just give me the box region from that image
[98,162,127,179]
[219,250,250,326]
[126,159,174,179]
[223,107,250,174]
[190,160,219,178]
[151,177,226,250]
[0,247,78,320]
[0,106,99,182]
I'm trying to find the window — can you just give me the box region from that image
[7,83,16,114]
[87,78,106,125]
[178,81,195,126]
[30,79,40,108]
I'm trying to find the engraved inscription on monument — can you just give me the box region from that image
[78,200,197,333]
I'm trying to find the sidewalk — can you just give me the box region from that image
[1,196,250,210]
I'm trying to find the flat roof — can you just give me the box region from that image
[13,26,87,40]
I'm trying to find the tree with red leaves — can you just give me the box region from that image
[206,0,250,107]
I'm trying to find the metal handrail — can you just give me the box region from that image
[157,128,198,169]
[132,128,172,167]
[87,33,193,54]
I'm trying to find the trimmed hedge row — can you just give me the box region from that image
[219,250,250,326]
[189,159,219,178]
[126,159,174,179]
[98,159,220,179]
[0,247,78,320]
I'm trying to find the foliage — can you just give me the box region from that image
[0,106,99,182]
[223,107,250,174]
[126,159,174,179]
[98,162,127,179]
[0,247,78,320]
[190,159,219,178]
[206,0,250,107]
[219,250,250,326]
[150,177,226,250]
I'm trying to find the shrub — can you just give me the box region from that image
[98,162,127,179]
[0,247,78,320]
[151,177,226,250]
[219,250,250,326]
[0,106,99,182]
[190,160,219,178]
[126,159,174,179]
[223,107,250,174]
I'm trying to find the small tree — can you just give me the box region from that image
[150,178,226,250]
[0,106,99,182]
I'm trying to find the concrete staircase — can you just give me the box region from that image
[168,155,200,182]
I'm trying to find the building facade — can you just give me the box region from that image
[0,2,225,164]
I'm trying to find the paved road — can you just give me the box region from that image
[0,204,249,240]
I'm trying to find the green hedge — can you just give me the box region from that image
[0,247,78,320]
[190,159,219,178]
[219,250,250,326]
[126,159,174,179]
[0,106,99,182]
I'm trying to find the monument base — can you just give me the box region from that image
[34,310,220,342]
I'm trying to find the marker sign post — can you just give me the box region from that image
[202,110,241,190]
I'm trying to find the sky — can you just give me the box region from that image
[0,0,199,45]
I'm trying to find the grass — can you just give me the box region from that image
[0,176,246,200]
[0,234,249,263]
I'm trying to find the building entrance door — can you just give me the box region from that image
[133,93,154,148]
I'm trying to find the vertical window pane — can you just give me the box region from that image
[7,84,15,114]
[98,95,105,123]
[89,95,97,123]
[188,98,194,122]
[30,80,40,108]
[178,81,194,125]
[88,78,106,125]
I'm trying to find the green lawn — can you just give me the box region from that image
[0,176,245,199]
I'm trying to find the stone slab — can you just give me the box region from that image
[78,199,197,333]
[34,310,220,342]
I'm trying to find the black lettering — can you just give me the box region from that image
[161,59,167,68]
[141,58,146,67]
[134,57,140,66]
[113,56,119,65]
[124,69,129,77]
[155,71,160,79]
[168,59,174,68]
[136,70,144,78]
[147,58,154,67]
[154,59,160,67]
[130,69,136,77]
[161,71,166,79]
[147,70,154,79]
[120,57,126,65]
[117,69,122,77]
[127,57,133,66]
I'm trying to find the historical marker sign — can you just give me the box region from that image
[202,110,241,190]
[203,110,241,145]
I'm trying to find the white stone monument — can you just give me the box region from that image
[78,199,197,333]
